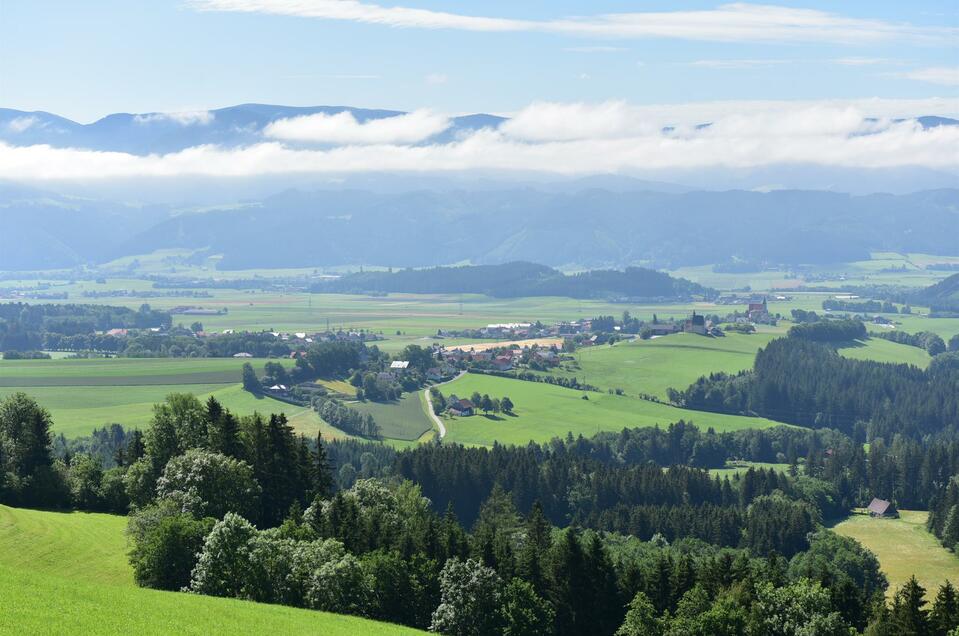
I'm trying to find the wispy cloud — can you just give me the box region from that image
[188,1,956,44]
[425,73,448,85]
[688,59,789,69]
[832,57,892,66]
[134,110,214,126]
[263,109,450,144]
[564,46,627,53]
[3,99,956,180]
[6,116,41,134]
[889,66,959,86]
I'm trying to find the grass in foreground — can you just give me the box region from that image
[831,510,959,597]
[0,505,422,635]
[440,373,783,447]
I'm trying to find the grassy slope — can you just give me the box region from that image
[441,373,782,447]
[0,505,422,635]
[553,332,776,399]
[838,338,931,368]
[0,383,346,440]
[350,392,434,441]
[831,510,959,597]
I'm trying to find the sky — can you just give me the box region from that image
[1,1,957,122]
[0,1,956,182]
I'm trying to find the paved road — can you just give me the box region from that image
[422,371,466,439]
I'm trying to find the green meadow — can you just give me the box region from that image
[351,391,436,442]
[837,338,932,368]
[0,505,423,635]
[831,510,959,598]
[547,332,778,399]
[439,372,783,447]
[0,356,347,439]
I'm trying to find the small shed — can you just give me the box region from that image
[866,498,898,518]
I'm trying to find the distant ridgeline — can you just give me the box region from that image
[4,185,959,271]
[314,262,716,300]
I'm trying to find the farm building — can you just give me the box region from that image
[866,498,898,518]
[646,323,680,337]
[390,360,410,370]
[446,395,475,417]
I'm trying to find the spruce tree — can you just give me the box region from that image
[943,506,959,551]
[891,576,930,635]
[931,581,959,635]
[312,433,334,500]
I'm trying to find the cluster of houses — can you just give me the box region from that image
[438,344,562,371]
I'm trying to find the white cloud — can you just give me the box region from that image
[425,73,448,85]
[262,109,450,144]
[2,101,956,181]
[134,110,215,126]
[6,116,40,133]
[189,1,956,44]
[891,66,959,86]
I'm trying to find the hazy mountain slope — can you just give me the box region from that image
[122,188,959,270]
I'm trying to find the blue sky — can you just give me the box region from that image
[1,1,957,122]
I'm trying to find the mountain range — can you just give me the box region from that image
[2,184,957,272]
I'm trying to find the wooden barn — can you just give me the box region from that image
[866,498,899,518]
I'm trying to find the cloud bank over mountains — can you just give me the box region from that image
[0,99,956,183]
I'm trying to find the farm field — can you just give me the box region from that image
[439,372,784,447]
[0,356,291,386]
[831,510,959,597]
[0,505,423,635]
[837,338,932,368]
[0,382,340,439]
[547,332,777,399]
[350,391,435,442]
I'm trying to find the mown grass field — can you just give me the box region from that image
[0,356,292,386]
[831,510,959,597]
[548,332,777,399]
[837,338,932,368]
[350,392,435,441]
[0,505,423,635]
[439,372,783,447]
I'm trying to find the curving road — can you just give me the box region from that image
[422,371,466,439]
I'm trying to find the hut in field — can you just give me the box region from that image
[866,498,898,518]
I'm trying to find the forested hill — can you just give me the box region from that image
[910,273,959,312]
[316,262,715,300]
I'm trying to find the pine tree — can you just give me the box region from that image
[312,433,334,500]
[931,581,959,636]
[517,501,552,596]
[943,506,959,551]
[891,576,930,635]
